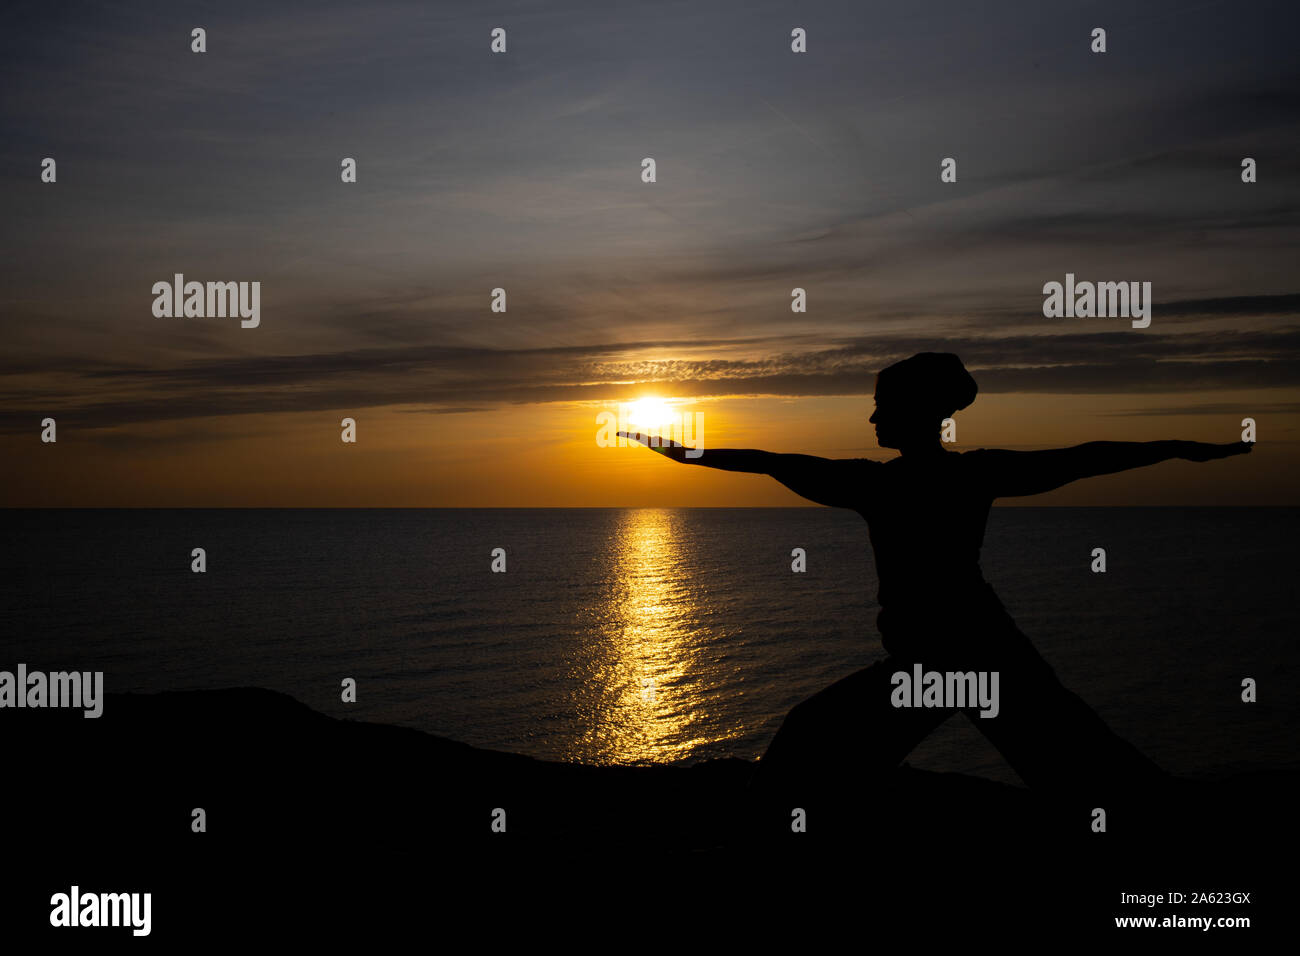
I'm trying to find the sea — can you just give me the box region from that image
[2,508,1295,785]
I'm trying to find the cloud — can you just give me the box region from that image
[1103,401,1300,417]
[2,295,1295,431]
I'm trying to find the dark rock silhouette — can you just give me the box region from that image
[9,686,1291,850]
[9,687,1291,940]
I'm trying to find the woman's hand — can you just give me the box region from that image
[617,431,690,462]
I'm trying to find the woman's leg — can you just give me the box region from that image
[748,657,953,807]
[957,622,1167,796]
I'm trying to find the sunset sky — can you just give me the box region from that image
[2,0,1297,506]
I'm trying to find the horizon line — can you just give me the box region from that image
[4,504,1296,511]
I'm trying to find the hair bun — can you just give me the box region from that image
[877,352,978,417]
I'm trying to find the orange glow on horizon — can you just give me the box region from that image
[0,390,1293,507]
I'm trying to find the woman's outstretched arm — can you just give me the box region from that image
[617,431,872,508]
[974,440,1251,498]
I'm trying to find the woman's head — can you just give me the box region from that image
[869,352,977,449]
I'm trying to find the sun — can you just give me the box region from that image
[626,398,676,429]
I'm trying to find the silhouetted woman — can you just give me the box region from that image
[620,352,1250,806]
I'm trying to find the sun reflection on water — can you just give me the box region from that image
[566,509,711,764]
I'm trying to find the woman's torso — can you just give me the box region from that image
[856,450,1012,649]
